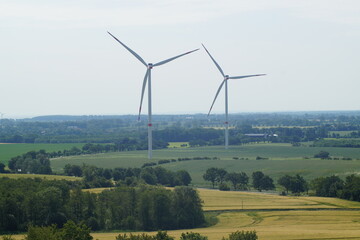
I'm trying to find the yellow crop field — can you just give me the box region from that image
[88,210,360,240]
[198,189,360,210]
[167,142,189,148]
[0,173,81,181]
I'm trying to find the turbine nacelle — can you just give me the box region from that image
[147,63,153,69]
[224,75,230,80]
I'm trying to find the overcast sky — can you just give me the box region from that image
[1,0,360,118]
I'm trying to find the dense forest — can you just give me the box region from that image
[0,178,204,233]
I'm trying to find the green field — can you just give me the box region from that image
[0,143,84,164]
[50,143,360,187]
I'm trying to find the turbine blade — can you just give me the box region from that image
[153,48,199,67]
[208,80,226,116]
[138,69,149,120]
[228,74,266,79]
[107,31,147,67]
[202,44,225,77]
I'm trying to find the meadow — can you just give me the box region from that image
[50,143,360,186]
[0,143,84,164]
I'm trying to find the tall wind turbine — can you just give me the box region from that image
[202,44,265,149]
[108,32,199,159]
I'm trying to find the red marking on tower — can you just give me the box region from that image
[148,123,153,127]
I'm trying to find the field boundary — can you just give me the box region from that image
[205,207,360,213]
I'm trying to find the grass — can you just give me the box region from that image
[0,143,84,164]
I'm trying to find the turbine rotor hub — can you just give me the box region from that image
[225,75,229,80]
[148,63,153,69]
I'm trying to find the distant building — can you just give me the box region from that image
[244,134,278,138]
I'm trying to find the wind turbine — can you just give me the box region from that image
[202,44,265,149]
[108,32,199,159]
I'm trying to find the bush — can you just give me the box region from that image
[219,183,230,191]
[180,232,208,240]
[158,160,171,165]
[24,221,93,240]
[116,231,173,240]
[314,151,330,159]
[223,230,257,240]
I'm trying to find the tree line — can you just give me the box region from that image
[203,168,276,192]
[312,139,360,148]
[0,177,204,233]
[64,164,192,189]
[202,168,309,195]
[311,174,360,201]
[202,168,360,200]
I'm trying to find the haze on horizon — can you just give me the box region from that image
[1,0,360,119]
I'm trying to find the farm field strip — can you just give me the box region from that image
[0,173,82,181]
[198,189,360,211]
[0,143,85,164]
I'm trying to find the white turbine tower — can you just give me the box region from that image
[202,44,265,149]
[108,32,199,159]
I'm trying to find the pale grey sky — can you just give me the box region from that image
[1,0,360,118]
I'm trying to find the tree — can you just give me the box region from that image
[226,172,249,190]
[60,220,93,240]
[311,176,343,197]
[24,220,93,240]
[216,168,228,185]
[172,187,205,229]
[252,171,275,192]
[278,175,292,194]
[25,224,61,240]
[341,175,360,201]
[314,151,330,159]
[261,176,275,191]
[64,164,82,177]
[203,168,218,188]
[176,170,192,186]
[0,163,6,173]
[252,171,265,191]
[290,174,308,194]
